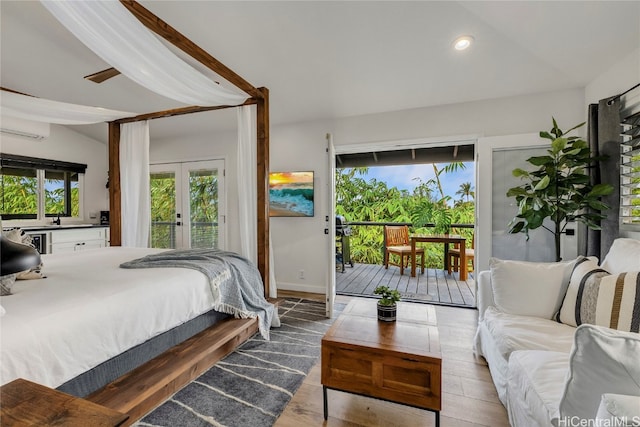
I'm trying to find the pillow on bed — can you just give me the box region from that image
[3,229,44,280]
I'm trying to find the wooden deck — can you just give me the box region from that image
[336,263,476,308]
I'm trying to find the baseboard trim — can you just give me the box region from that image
[277,281,325,294]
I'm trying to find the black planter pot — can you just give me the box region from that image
[377,302,397,322]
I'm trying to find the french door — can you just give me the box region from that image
[476,134,557,272]
[149,160,225,250]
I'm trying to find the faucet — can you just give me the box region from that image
[52,212,61,226]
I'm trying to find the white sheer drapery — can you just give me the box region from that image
[237,106,257,263]
[120,121,150,248]
[41,0,248,107]
[0,90,136,124]
[237,106,277,297]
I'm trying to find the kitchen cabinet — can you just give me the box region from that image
[50,227,109,254]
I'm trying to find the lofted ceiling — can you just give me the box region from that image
[1,1,638,144]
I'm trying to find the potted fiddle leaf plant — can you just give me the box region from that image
[374,285,401,322]
[507,118,614,261]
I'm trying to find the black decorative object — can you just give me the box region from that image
[1,235,41,276]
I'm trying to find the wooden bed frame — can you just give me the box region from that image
[89,2,270,423]
[109,0,270,297]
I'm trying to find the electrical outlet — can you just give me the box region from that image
[298,270,305,279]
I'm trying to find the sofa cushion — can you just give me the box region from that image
[483,307,575,360]
[595,394,640,424]
[601,238,640,274]
[507,350,568,427]
[489,257,577,319]
[559,324,640,422]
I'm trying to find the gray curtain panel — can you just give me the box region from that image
[580,98,621,260]
[598,98,621,258]
[580,103,602,258]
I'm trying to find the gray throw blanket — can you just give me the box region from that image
[120,249,280,339]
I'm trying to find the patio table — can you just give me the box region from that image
[410,234,467,281]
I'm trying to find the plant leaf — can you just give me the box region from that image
[534,175,550,191]
[528,156,553,166]
[588,183,614,197]
[551,138,567,154]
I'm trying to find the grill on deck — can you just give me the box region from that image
[336,216,352,272]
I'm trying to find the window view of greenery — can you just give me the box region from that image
[150,170,219,249]
[189,170,219,249]
[1,167,79,219]
[150,172,177,248]
[45,170,79,216]
[0,167,38,218]
[336,163,475,268]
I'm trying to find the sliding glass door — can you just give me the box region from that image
[150,160,225,249]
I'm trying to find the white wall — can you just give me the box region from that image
[270,88,585,294]
[1,124,108,227]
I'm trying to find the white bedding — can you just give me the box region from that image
[0,247,217,389]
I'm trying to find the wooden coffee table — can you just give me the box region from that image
[321,298,442,426]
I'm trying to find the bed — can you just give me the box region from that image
[0,247,278,399]
[0,247,279,426]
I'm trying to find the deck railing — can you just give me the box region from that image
[339,221,474,267]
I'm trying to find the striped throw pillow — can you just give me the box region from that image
[589,272,640,332]
[558,257,640,332]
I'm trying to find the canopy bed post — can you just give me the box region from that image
[256,87,270,297]
[108,122,122,247]
[104,0,271,294]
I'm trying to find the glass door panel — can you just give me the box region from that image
[476,133,553,272]
[150,160,224,250]
[187,167,220,249]
[150,165,179,249]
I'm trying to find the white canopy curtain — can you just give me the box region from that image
[0,90,136,124]
[237,106,277,297]
[120,121,150,248]
[41,0,248,107]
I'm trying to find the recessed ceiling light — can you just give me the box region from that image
[453,35,474,51]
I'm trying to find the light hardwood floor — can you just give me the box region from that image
[275,291,509,427]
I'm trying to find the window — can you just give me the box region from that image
[621,111,640,229]
[1,153,86,220]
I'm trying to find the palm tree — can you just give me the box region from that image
[456,182,475,202]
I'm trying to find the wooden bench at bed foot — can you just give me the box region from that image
[87,316,259,425]
[0,378,129,427]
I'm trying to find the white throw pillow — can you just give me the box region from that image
[489,257,579,319]
[601,238,640,274]
[559,325,640,422]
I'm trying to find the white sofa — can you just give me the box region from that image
[474,238,640,427]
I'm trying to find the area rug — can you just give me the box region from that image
[134,298,344,427]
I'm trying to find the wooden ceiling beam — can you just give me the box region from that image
[119,0,261,100]
[114,98,257,124]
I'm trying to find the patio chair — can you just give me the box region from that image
[384,225,424,275]
[447,232,474,278]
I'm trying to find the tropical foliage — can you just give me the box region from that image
[507,118,613,261]
[1,174,79,217]
[149,172,219,249]
[336,164,474,268]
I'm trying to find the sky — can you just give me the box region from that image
[356,162,475,201]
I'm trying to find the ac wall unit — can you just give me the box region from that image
[0,116,50,140]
